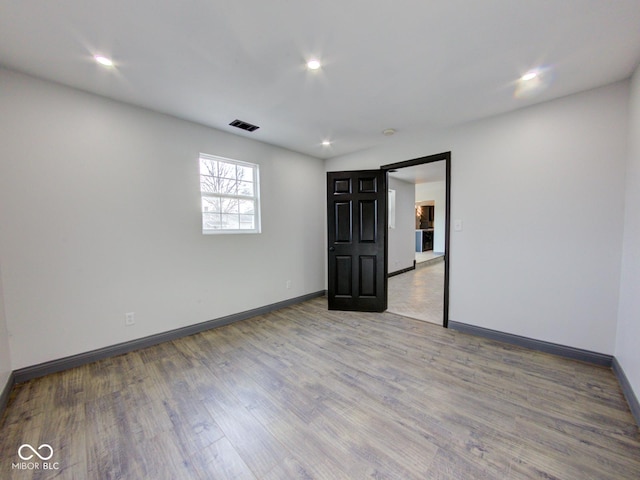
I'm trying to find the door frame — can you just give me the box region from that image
[381,151,451,327]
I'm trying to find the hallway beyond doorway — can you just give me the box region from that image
[416,250,444,265]
[387,258,444,325]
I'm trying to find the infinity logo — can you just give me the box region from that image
[18,444,54,461]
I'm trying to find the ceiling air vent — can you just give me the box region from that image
[229,119,260,132]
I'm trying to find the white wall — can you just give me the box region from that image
[327,81,629,354]
[615,65,640,399]
[388,177,415,273]
[0,262,11,392]
[415,180,446,253]
[0,68,325,370]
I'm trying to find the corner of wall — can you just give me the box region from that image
[614,62,640,422]
[0,261,13,404]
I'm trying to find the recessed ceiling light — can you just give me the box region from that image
[382,128,396,136]
[515,66,553,99]
[307,59,321,70]
[322,140,331,146]
[94,55,114,67]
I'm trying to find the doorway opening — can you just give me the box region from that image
[381,152,451,327]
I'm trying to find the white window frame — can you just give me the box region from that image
[199,153,261,234]
[388,189,396,229]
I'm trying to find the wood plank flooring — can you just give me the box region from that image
[387,259,444,325]
[1,297,639,479]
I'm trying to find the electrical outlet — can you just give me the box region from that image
[125,312,135,326]
[286,280,291,289]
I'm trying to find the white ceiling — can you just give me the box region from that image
[1,1,639,159]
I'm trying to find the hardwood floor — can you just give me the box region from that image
[1,297,639,479]
[388,259,444,325]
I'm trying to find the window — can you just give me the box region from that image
[199,153,261,234]
[388,189,396,229]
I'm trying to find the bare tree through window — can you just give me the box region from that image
[199,154,260,233]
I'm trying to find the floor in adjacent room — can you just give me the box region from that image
[387,255,445,325]
[1,296,639,479]
[415,250,444,264]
